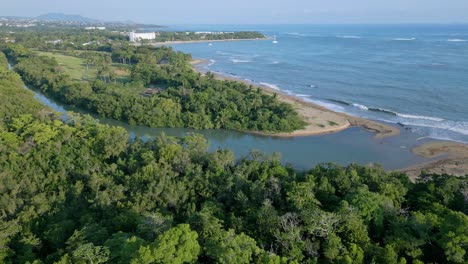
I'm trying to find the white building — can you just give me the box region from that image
[82,41,99,46]
[129,31,156,42]
[85,27,106,30]
[46,39,62,44]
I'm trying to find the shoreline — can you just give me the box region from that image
[191,59,468,178]
[191,59,400,139]
[400,141,468,179]
[147,38,268,47]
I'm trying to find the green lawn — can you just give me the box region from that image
[35,51,95,81]
[34,51,130,82]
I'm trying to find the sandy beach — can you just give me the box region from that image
[191,59,399,138]
[401,141,468,179]
[191,60,468,178]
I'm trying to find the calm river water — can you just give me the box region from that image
[32,92,430,170]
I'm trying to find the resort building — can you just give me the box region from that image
[45,39,62,44]
[85,27,106,30]
[129,31,156,42]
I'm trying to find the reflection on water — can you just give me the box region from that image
[33,90,430,170]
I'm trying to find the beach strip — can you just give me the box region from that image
[189,61,468,178]
[191,59,400,138]
[400,141,468,179]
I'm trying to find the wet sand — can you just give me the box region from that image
[190,61,468,178]
[191,59,399,138]
[401,141,468,179]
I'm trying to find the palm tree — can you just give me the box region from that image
[206,71,215,81]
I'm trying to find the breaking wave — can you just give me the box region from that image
[352,103,369,111]
[321,98,468,139]
[206,59,216,67]
[340,100,446,122]
[259,82,281,90]
[230,59,252,63]
[337,35,362,39]
[393,38,416,41]
[396,113,444,122]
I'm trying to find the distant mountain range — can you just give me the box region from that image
[35,13,98,22]
[0,13,164,28]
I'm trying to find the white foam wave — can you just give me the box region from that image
[295,94,310,98]
[287,32,307,37]
[412,127,468,143]
[331,101,467,140]
[356,108,468,141]
[216,51,235,56]
[393,38,416,41]
[206,59,216,67]
[259,82,280,90]
[351,103,445,122]
[287,33,321,38]
[302,98,346,112]
[404,121,468,136]
[396,113,444,122]
[337,35,361,39]
[230,59,252,63]
[352,103,369,111]
[447,39,467,42]
[429,63,445,66]
[362,108,467,141]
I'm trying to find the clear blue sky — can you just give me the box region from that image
[2,0,468,24]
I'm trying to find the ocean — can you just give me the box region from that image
[168,24,468,143]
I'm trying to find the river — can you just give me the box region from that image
[7,62,432,170]
[31,88,430,171]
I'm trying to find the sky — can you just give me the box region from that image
[2,0,468,25]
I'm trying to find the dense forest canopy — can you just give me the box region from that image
[0,50,467,263]
[4,43,306,133]
[0,28,128,51]
[0,52,45,127]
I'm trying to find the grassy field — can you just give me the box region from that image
[35,51,95,81]
[34,51,130,82]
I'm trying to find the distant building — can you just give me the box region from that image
[129,31,156,42]
[2,37,15,43]
[85,27,106,30]
[82,41,99,46]
[46,39,62,44]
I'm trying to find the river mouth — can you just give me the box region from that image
[31,89,432,171]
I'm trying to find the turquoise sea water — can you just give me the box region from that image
[168,24,468,143]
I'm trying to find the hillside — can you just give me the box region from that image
[36,12,97,22]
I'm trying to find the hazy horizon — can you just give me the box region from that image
[2,0,468,25]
